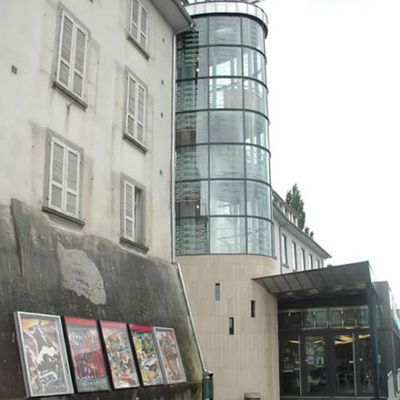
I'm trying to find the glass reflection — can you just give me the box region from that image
[176,112,208,145]
[209,78,243,109]
[304,336,327,395]
[210,180,245,215]
[177,47,207,80]
[245,146,269,182]
[243,48,266,82]
[177,80,208,112]
[280,336,301,396]
[176,181,208,217]
[176,146,208,181]
[210,145,244,178]
[245,112,268,148]
[247,182,271,219]
[209,46,242,76]
[209,16,241,45]
[247,218,272,255]
[210,217,246,253]
[244,80,267,114]
[176,217,209,254]
[242,17,265,52]
[209,111,243,143]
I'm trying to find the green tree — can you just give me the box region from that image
[286,184,306,230]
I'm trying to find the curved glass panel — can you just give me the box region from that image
[177,80,208,112]
[209,78,243,109]
[245,112,268,148]
[210,217,246,253]
[209,111,243,143]
[243,48,266,83]
[194,17,208,46]
[176,112,208,145]
[247,218,273,255]
[242,17,265,52]
[209,46,242,77]
[210,180,245,215]
[176,217,209,254]
[244,79,267,114]
[246,181,271,218]
[177,47,208,80]
[176,145,208,181]
[210,144,244,178]
[246,146,269,182]
[176,181,208,217]
[209,16,241,45]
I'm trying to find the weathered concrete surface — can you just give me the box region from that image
[0,200,202,400]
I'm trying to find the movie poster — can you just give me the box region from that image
[129,325,164,386]
[14,312,74,397]
[153,327,186,384]
[99,321,140,389]
[64,317,110,392]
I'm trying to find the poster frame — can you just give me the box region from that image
[153,326,186,385]
[14,311,74,397]
[64,317,110,393]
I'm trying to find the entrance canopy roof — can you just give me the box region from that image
[254,261,373,301]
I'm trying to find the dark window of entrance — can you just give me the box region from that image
[280,335,300,395]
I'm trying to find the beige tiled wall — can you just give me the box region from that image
[178,255,280,400]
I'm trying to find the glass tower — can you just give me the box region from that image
[175,1,272,256]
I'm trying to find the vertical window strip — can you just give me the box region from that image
[57,11,88,99]
[251,300,256,318]
[229,317,234,335]
[215,283,221,301]
[124,181,135,240]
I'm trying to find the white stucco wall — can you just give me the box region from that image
[0,0,176,260]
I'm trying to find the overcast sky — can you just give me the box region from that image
[261,0,400,302]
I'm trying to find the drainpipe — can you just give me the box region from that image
[170,20,214,400]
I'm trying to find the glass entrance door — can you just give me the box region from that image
[358,333,374,395]
[334,334,355,395]
[303,336,327,395]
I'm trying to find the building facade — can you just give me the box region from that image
[0,1,203,399]
[175,2,280,400]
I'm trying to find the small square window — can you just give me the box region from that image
[55,9,89,103]
[45,133,83,220]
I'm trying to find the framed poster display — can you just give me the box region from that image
[99,321,140,389]
[153,327,186,384]
[129,324,164,386]
[64,317,110,392]
[14,311,74,397]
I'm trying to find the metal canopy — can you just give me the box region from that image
[254,261,372,300]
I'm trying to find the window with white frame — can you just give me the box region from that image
[301,248,306,270]
[292,241,298,270]
[130,0,148,49]
[281,234,288,265]
[56,10,89,100]
[48,136,82,218]
[125,73,147,145]
[122,179,144,243]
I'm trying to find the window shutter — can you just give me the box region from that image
[59,14,73,87]
[127,76,136,136]
[131,0,139,40]
[139,6,148,48]
[66,149,80,215]
[50,141,65,209]
[73,28,87,97]
[124,181,134,240]
[137,85,145,142]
